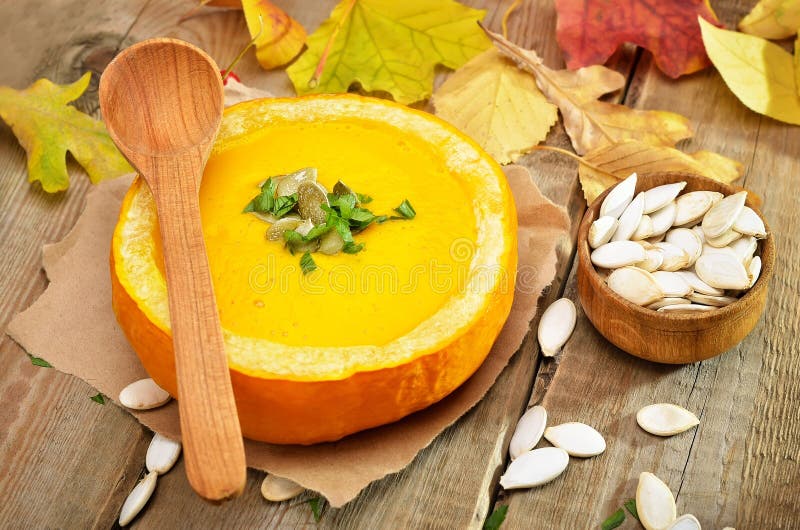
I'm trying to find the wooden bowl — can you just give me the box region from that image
[577,172,775,364]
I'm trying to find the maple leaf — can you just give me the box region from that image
[433,49,558,164]
[573,140,742,203]
[242,0,306,70]
[739,0,800,39]
[0,73,132,193]
[286,0,491,105]
[700,17,800,125]
[484,27,693,155]
[554,0,721,78]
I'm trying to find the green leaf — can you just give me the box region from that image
[286,0,491,104]
[342,241,364,254]
[393,199,416,219]
[483,505,508,530]
[624,499,639,521]
[601,508,625,530]
[300,251,317,274]
[307,496,324,521]
[0,73,133,192]
[90,393,106,405]
[29,355,52,368]
[356,192,373,204]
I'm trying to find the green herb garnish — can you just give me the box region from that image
[90,393,106,405]
[600,508,625,530]
[342,241,365,254]
[393,199,416,219]
[624,499,639,520]
[483,505,508,530]
[357,192,373,204]
[307,496,324,521]
[300,252,317,275]
[30,355,52,368]
[243,177,299,218]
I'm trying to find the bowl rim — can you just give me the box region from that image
[577,171,775,324]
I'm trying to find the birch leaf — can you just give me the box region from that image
[700,17,800,125]
[242,0,306,69]
[739,0,800,39]
[0,73,132,193]
[286,0,491,105]
[433,49,558,164]
[578,139,743,203]
[485,27,693,155]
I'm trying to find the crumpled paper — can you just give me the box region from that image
[8,153,568,506]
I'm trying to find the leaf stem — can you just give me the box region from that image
[222,14,264,83]
[528,145,617,179]
[310,0,358,88]
[501,0,523,39]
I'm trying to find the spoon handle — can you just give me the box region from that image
[152,168,246,502]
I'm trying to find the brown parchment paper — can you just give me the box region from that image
[8,163,569,507]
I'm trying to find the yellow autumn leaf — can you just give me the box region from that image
[576,140,743,203]
[795,34,800,97]
[286,0,491,105]
[432,49,558,164]
[242,0,306,70]
[0,73,132,193]
[700,17,800,125]
[739,0,800,39]
[484,26,693,155]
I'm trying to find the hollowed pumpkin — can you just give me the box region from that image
[111,95,517,444]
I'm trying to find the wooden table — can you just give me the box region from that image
[1,0,797,528]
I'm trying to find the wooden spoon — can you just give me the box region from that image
[99,38,246,502]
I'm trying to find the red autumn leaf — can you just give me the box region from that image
[555,0,722,78]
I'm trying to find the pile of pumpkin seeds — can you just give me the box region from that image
[243,168,415,273]
[588,173,767,311]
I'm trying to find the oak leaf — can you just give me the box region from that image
[575,140,743,203]
[286,0,491,104]
[432,49,558,164]
[242,0,306,70]
[485,27,693,155]
[0,73,132,193]
[554,0,721,78]
[739,0,800,39]
[699,17,800,125]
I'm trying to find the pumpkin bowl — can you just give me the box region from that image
[111,94,517,444]
[577,172,774,364]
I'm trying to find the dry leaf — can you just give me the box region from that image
[432,49,558,164]
[0,73,132,193]
[485,27,693,155]
[286,0,490,105]
[223,75,274,107]
[739,0,800,39]
[700,17,800,125]
[554,0,721,78]
[795,35,800,97]
[577,140,743,203]
[242,0,306,70]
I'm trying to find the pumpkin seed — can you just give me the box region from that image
[632,215,654,240]
[647,297,691,310]
[676,270,725,296]
[733,206,766,238]
[612,192,645,241]
[695,252,750,290]
[275,167,317,197]
[251,211,281,223]
[261,474,305,502]
[643,182,686,214]
[705,228,742,248]
[589,216,619,249]
[332,180,358,201]
[537,298,576,357]
[119,471,158,526]
[673,191,722,227]
[543,422,606,457]
[702,191,747,239]
[297,181,329,225]
[637,248,664,272]
[649,201,677,237]
[655,242,690,272]
[600,173,637,220]
[666,514,702,530]
[266,216,302,241]
[636,403,700,436]
[509,405,547,460]
[657,304,715,313]
[607,267,664,306]
[591,241,646,269]
[729,236,757,265]
[119,379,171,410]
[318,229,345,255]
[688,292,738,307]
[665,228,702,266]
[691,224,705,244]
[748,256,762,287]
[636,472,677,530]
[499,447,569,489]
[146,433,181,475]
[652,271,692,298]
[646,233,666,244]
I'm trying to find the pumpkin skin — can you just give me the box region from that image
[111,95,517,444]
